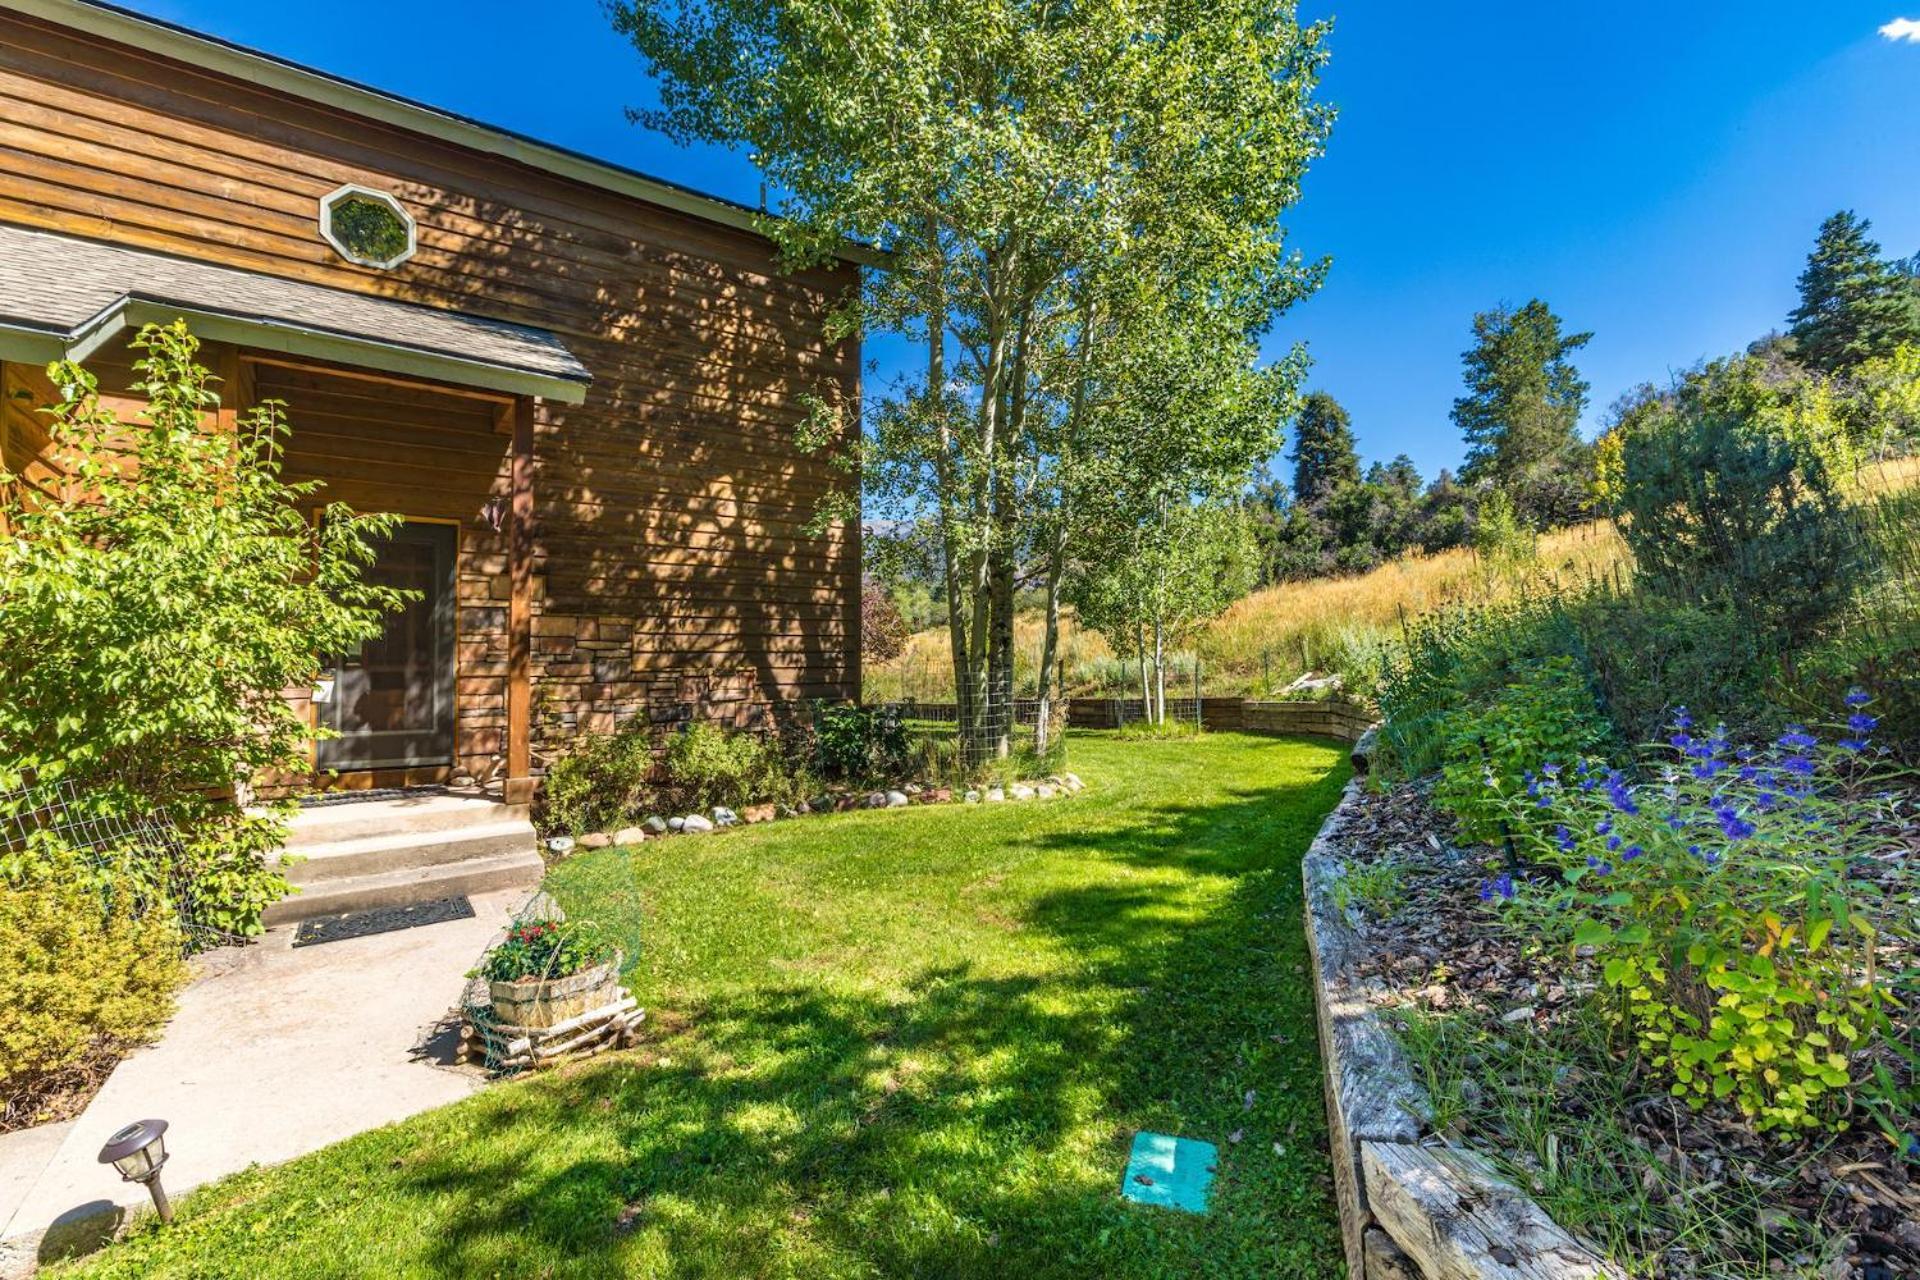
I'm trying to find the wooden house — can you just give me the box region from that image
[0,0,863,820]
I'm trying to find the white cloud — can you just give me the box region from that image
[1880,16,1920,42]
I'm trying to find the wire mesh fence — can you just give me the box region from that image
[0,777,232,951]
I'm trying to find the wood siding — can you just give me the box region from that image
[0,9,862,768]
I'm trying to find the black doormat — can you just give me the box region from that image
[293,895,475,948]
[298,785,450,809]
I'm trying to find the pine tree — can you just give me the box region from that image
[1289,391,1361,506]
[1787,211,1920,373]
[1451,299,1591,512]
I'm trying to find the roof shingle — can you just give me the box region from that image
[0,223,590,393]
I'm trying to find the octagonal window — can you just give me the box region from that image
[319,184,416,269]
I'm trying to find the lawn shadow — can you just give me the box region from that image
[316,736,1354,1278]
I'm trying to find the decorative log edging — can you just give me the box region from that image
[1061,695,1374,741]
[1302,750,1624,1279]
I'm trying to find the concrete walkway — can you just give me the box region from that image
[0,886,529,1276]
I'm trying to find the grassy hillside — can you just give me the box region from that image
[866,520,1629,702]
[864,454,1920,705]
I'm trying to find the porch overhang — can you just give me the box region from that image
[0,223,591,404]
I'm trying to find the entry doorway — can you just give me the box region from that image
[316,520,457,771]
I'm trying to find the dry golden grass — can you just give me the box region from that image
[1198,520,1628,682]
[864,454,1920,702]
[866,520,1630,700]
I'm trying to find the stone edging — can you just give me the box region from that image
[1303,741,1625,1279]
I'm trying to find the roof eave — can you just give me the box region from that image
[62,298,593,404]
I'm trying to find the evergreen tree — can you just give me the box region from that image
[1787,211,1920,373]
[1451,299,1591,515]
[1289,391,1361,505]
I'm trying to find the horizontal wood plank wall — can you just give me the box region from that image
[259,360,512,786]
[0,10,862,769]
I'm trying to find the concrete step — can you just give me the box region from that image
[262,849,545,927]
[280,794,529,849]
[283,819,540,885]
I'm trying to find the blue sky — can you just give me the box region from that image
[123,0,1920,482]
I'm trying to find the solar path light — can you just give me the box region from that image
[97,1118,174,1225]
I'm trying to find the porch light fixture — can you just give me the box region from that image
[98,1118,174,1224]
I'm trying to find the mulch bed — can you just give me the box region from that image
[1321,777,1919,1280]
[1,1038,128,1135]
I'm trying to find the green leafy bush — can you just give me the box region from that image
[1569,593,1772,749]
[0,322,404,934]
[1375,592,1582,778]
[0,854,187,1120]
[1491,697,1901,1133]
[662,721,797,811]
[1616,356,1864,649]
[476,918,617,983]
[1434,656,1611,843]
[812,703,910,783]
[540,725,655,835]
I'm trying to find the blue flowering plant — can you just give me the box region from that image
[1486,691,1906,1135]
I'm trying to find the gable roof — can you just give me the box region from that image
[0,224,593,403]
[0,0,866,263]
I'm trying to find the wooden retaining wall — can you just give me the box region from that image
[1060,696,1374,741]
[1302,756,1624,1279]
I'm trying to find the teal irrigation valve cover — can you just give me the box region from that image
[1120,1132,1217,1214]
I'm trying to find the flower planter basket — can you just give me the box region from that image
[487,953,622,1029]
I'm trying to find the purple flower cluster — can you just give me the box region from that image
[1479,687,1880,907]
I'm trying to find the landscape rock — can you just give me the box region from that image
[545,836,576,856]
[1036,784,1057,799]
[885,790,909,808]
[985,787,1006,803]
[643,815,670,835]
[1010,784,1036,801]
[864,791,889,809]
[904,783,923,796]
[742,803,778,824]
[964,790,982,804]
[612,827,647,847]
[924,787,953,804]
[667,816,686,832]
[1062,773,1084,792]
[580,832,613,849]
[681,814,715,833]
[711,805,739,827]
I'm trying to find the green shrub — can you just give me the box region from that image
[812,704,910,783]
[1375,592,1582,778]
[1569,593,1772,748]
[1616,355,1864,649]
[0,857,187,1119]
[1434,656,1611,843]
[662,721,796,811]
[0,322,405,934]
[1491,697,1901,1134]
[540,726,655,835]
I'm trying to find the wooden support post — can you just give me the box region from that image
[505,395,535,806]
[211,343,242,435]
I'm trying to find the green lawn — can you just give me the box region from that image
[63,732,1351,1279]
